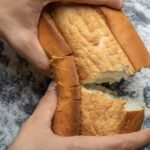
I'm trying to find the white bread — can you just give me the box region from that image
[81,87,144,135]
[38,4,150,136]
[51,5,135,84]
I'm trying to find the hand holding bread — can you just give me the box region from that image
[9,83,150,150]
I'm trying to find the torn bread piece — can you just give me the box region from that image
[81,87,144,135]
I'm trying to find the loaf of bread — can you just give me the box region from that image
[38,4,150,136]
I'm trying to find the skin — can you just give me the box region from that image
[0,0,150,149]
[9,83,150,150]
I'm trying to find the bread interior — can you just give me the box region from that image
[83,79,145,111]
[82,70,129,85]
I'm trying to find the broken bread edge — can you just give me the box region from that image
[81,87,144,136]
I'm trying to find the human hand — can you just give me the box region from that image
[8,82,150,150]
[0,0,123,75]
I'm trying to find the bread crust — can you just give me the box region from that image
[51,56,80,135]
[51,56,79,86]
[53,97,80,136]
[39,14,80,136]
[38,4,149,136]
[121,110,144,133]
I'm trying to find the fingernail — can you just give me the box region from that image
[48,81,56,91]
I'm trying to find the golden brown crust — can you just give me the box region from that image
[50,56,80,135]
[39,12,72,58]
[53,97,80,135]
[39,14,80,136]
[57,84,80,100]
[99,7,150,70]
[51,56,79,86]
[121,110,144,133]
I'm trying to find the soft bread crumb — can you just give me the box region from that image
[124,99,145,110]
[81,87,144,135]
[51,5,135,83]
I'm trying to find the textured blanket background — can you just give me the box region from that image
[0,0,150,149]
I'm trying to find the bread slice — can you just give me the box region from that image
[51,5,135,84]
[38,4,150,136]
[81,87,144,136]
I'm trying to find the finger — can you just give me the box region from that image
[32,81,57,127]
[22,37,51,75]
[4,29,51,75]
[63,0,124,9]
[70,129,150,150]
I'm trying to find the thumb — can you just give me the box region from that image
[32,81,57,128]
